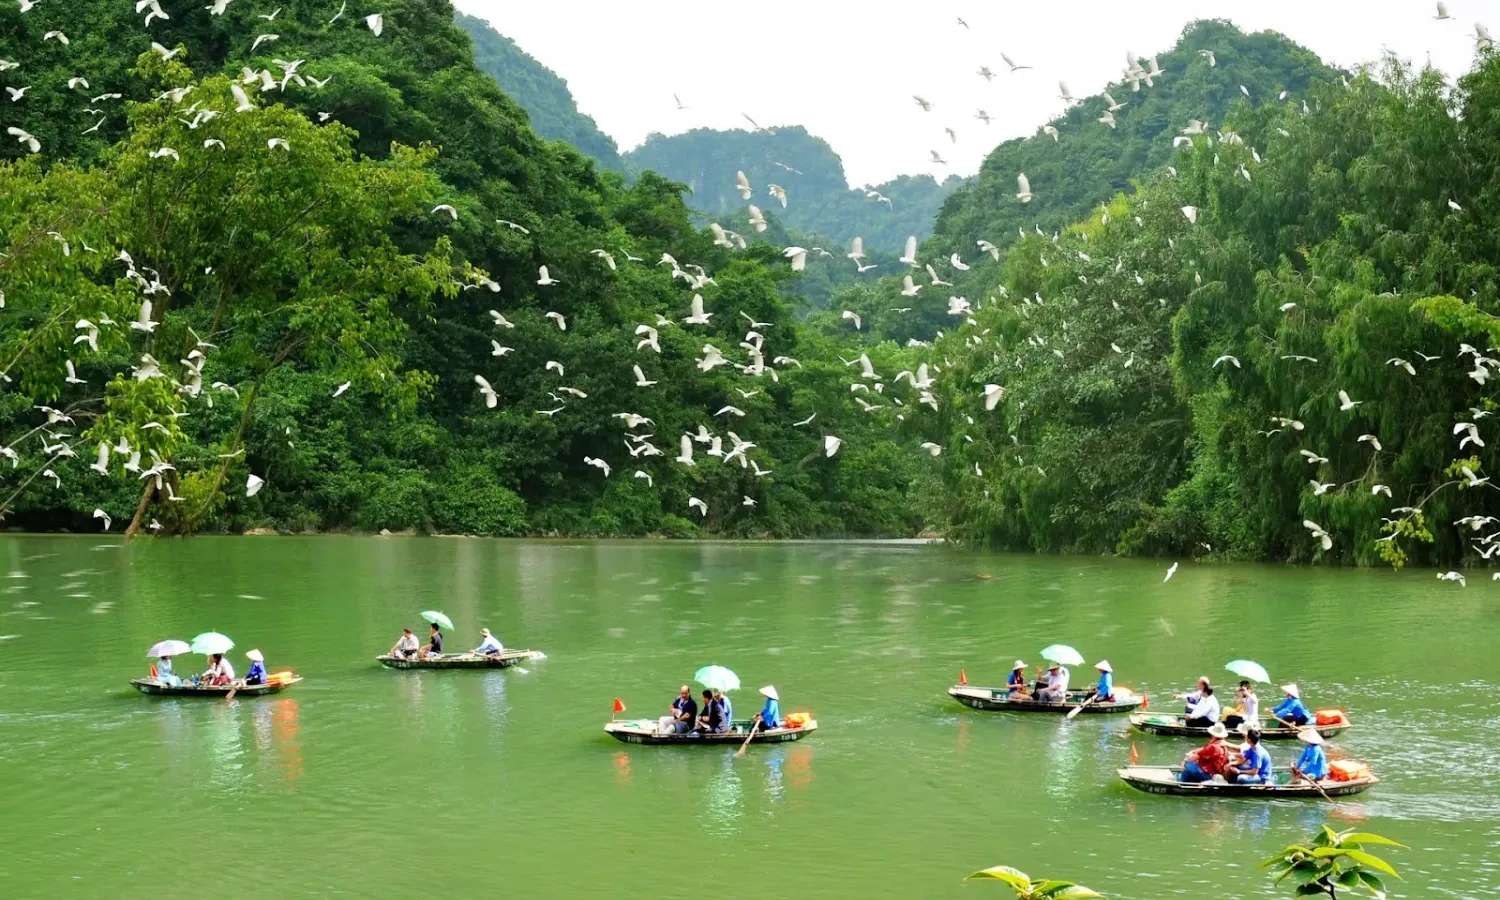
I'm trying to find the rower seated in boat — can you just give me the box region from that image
[202,653,234,687]
[1229,725,1272,784]
[418,623,443,660]
[1082,660,1114,702]
[244,649,266,686]
[753,685,781,729]
[1007,660,1030,698]
[1035,663,1069,704]
[1273,683,1311,727]
[1291,727,1329,783]
[1177,722,1232,783]
[1184,684,1220,729]
[1224,681,1259,730]
[390,627,419,659]
[473,628,503,656]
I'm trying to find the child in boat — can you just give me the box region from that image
[244,649,266,686]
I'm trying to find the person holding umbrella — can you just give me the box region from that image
[1036,662,1070,703]
[203,653,235,686]
[146,640,189,687]
[419,623,444,660]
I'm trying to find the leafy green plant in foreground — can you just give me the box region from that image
[967,865,1103,898]
[1263,826,1404,898]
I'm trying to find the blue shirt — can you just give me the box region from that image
[1095,672,1113,699]
[1295,744,1328,780]
[245,660,266,684]
[1238,744,1272,782]
[1274,697,1311,724]
[719,695,733,724]
[759,698,780,729]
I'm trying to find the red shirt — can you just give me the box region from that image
[1190,740,1231,777]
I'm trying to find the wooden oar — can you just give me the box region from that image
[224,681,238,701]
[1066,694,1098,719]
[1293,768,1335,801]
[734,720,761,758]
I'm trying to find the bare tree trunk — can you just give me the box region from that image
[123,480,155,539]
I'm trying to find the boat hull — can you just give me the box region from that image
[1117,765,1376,798]
[604,719,817,745]
[376,650,538,669]
[131,676,301,697]
[1129,713,1348,740]
[948,685,1142,714]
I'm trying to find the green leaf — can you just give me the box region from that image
[1357,870,1387,898]
[1338,849,1401,879]
[1337,833,1407,850]
[967,866,1033,893]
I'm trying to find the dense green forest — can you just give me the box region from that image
[0,0,924,539]
[915,52,1500,568]
[453,12,621,171]
[1,3,1494,570]
[626,126,962,254]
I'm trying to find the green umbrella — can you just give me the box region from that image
[693,665,741,692]
[420,610,454,631]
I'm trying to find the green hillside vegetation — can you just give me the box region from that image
[626,125,962,253]
[0,0,923,539]
[454,12,622,170]
[839,19,1338,342]
[917,51,1500,568]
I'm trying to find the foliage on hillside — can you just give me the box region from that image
[454,12,621,170]
[918,51,1500,568]
[0,0,924,539]
[626,126,962,254]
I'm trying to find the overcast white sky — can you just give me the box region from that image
[453,1,1491,186]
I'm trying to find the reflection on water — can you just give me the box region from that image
[702,754,743,836]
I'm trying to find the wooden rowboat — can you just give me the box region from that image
[131,676,302,697]
[376,650,539,669]
[604,718,817,746]
[948,685,1142,714]
[1129,712,1349,740]
[1118,765,1377,798]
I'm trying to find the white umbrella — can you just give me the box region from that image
[1039,644,1085,666]
[146,639,190,658]
[189,631,234,655]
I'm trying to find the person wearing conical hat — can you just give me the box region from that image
[1177,721,1232,783]
[1083,660,1114,703]
[1292,727,1329,784]
[752,685,781,730]
[1272,683,1311,728]
[1006,660,1030,698]
[244,649,267,686]
[473,627,503,656]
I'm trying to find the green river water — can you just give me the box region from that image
[0,535,1496,899]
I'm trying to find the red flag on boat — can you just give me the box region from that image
[1140,692,1149,711]
[611,697,626,716]
[1129,742,1140,766]
[958,667,968,686]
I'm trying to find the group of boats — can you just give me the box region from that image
[130,625,1373,800]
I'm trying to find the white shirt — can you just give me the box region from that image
[1241,693,1260,722]
[1187,693,1221,722]
[1046,667,1070,693]
[395,633,419,653]
[208,658,234,680]
[474,634,503,654]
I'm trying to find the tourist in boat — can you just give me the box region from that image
[244,649,267,686]
[1180,676,1211,715]
[418,622,443,660]
[1036,662,1070,704]
[155,654,181,687]
[695,689,725,734]
[1230,726,1273,784]
[1184,684,1221,728]
[753,685,781,730]
[202,652,234,686]
[1177,722,1232,783]
[473,628,504,656]
[1291,728,1329,783]
[389,627,419,659]
[713,688,733,728]
[1272,683,1311,728]
[1082,660,1114,703]
[669,685,697,734]
[1224,681,1259,731]
[1007,660,1030,698]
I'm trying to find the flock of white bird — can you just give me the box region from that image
[0,2,1495,581]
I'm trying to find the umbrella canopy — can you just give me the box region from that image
[146,639,190,659]
[693,665,740,693]
[189,632,234,656]
[420,610,454,631]
[1225,659,1271,684]
[1039,644,1084,667]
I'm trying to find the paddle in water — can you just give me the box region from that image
[1066,694,1097,719]
[735,720,761,758]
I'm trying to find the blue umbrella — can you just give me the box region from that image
[1039,644,1085,666]
[1226,659,1271,684]
[189,631,234,656]
[693,665,741,692]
